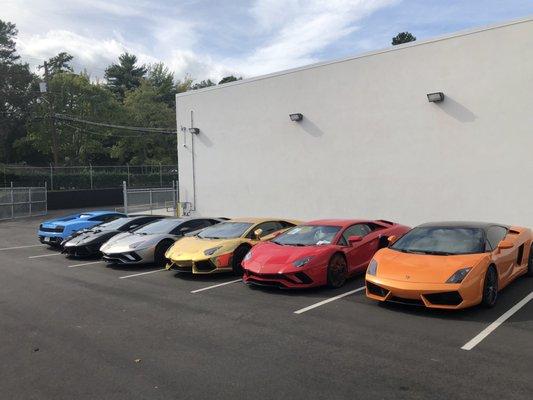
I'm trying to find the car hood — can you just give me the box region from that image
[166,236,246,260]
[100,233,171,253]
[244,242,332,273]
[373,248,487,283]
[64,230,118,247]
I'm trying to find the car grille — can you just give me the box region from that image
[424,291,463,306]
[388,296,424,306]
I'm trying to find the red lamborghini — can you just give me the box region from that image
[242,219,410,289]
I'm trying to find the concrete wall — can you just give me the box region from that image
[176,18,533,227]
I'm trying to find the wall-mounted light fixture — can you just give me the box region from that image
[289,113,303,122]
[189,127,200,134]
[427,92,445,103]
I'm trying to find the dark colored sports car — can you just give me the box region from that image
[61,215,163,258]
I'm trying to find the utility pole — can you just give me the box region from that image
[42,61,59,166]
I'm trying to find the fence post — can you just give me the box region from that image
[149,189,153,215]
[127,164,130,187]
[44,181,48,215]
[10,181,14,219]
[28,187,32,216]
[159,163,162,187]
[89,164,93,189]
[123,181,128,215]
[49,163,54,191]
[173,180,178,217]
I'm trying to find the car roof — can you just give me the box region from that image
[417,221,508,230]
[227,217,280,223]
[305,219,376,228]
[80,210,119,216]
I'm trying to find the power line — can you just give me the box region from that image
[59,121,151,139]
[54,114,177,135]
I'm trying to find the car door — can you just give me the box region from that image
[338,224,380,272]
[487,226,514,282]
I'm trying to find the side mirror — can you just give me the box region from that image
[497,239,513,250]
[271,230,284,238]
[179,227,191,234]
[387,235,397,246]
[348,235,362,245]
[253,228,264,240]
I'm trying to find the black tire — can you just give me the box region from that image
[231,245,250,275]
[154,240,173,267]
[481,266,498,308]
[327,253,347,288]
[527,244,533,277]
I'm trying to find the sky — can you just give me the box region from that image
[1,0,532,82]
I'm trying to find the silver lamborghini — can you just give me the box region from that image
[100,217,224,267]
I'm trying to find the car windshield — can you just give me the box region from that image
[97,217,133,231]
[273,225,341,246]
[391,227,486,255]
[197,222,253,239]
[133,219,178,235]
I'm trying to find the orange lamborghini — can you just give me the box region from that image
[365,222,533,309]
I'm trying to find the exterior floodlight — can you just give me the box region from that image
[189,127,200,134]
[289,113,303,122]
[427,92,445,103]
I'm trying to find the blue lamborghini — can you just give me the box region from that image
[37,210,125,246]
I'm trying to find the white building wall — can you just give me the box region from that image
[176,18,533,227]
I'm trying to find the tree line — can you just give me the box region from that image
[0,19,241,167]
[1,17,415,167]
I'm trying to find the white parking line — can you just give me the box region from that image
[67,261,103,268]
[190,279,242,294]
[461,291,533,351]
[0,244,46,251]
[294,286,366,314]
[28,253,63,259]
[118,269,166,279]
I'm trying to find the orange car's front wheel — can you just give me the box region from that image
[481,266,498,308]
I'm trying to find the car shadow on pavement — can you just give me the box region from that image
[105,263,162,272]
[172,271,238,282]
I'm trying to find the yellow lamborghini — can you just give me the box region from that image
[165,217,300,275]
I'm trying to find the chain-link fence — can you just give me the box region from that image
[119,181,178,216]
[1,164,178,191]
[0,184,47,221]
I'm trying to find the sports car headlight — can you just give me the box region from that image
[292,256,314,268]
[243,249,252,261]
[129,241,146,249]
[204,246,222,256]
[446,267,472,283]
[367,259,378,276]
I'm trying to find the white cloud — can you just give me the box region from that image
[239,0,399,76]
[3,0,400,82]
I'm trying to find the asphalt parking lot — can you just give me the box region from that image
[1,211,532,400]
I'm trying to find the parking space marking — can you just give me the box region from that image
[0,244,46,251]
[294,286,366,314]
[28,253,63,259]
[118,269,167,279]
[461,291,533,351]
[67,261,103,268]
[190,279,242,294]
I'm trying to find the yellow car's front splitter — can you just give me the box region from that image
[166,252,234,274]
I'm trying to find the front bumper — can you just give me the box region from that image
[243,269,317,289]
[166,252,235,274]
[62,243,101,258]
[365,275,480,309]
